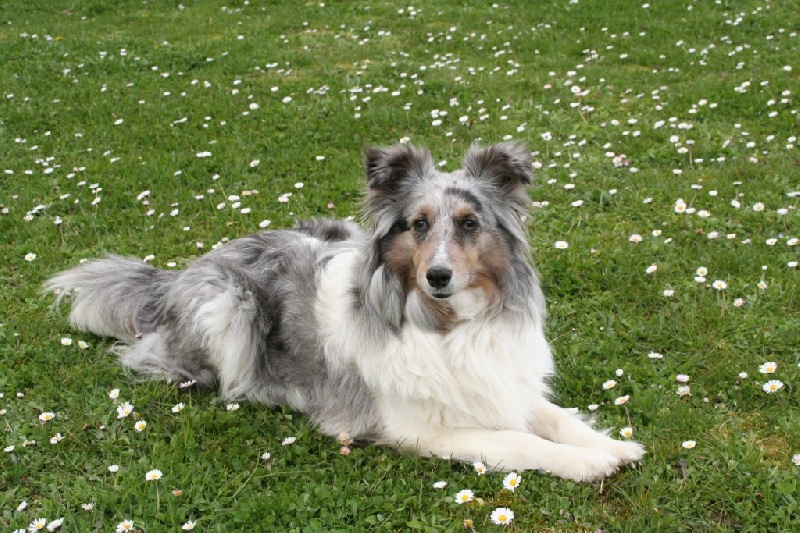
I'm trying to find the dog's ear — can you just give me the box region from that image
[364,144,434,191]
[463,142,533,207]
[363,144,434,217]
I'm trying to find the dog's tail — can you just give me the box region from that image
[44,255,176,343]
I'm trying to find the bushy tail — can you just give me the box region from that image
[44,255,176,343]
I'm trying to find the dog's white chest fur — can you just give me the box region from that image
[317,251,554,435]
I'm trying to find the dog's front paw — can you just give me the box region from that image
[547,447,621,482]
[603,439,646,465]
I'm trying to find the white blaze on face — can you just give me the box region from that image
[431,239,450,271]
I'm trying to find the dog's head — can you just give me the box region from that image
[361,142,535,330]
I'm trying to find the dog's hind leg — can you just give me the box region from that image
[172,261,270,399]
[528,401,645,466]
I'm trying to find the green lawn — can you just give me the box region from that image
[1,0,798,531]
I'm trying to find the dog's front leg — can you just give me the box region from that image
[398,428,623,482]
[528,401,645,467]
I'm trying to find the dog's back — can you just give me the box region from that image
[45,221,371,402]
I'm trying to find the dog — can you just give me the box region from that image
[45,141,644,481]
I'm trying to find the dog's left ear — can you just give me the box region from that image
[463,142,533,208]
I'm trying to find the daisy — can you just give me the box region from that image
[50,433,64,444]
[620,427,633,438]
[116,402,134,418]
[676,374,690,383]
[108,464,119,473]
[182,520,196,530]
[676,386,691,397]
[81,503,94,512]
[28,518,47,531]
[792,454,800,466]
[696,267,708,277]
[172,402,185,413]
[602,379,617,390]
[46,518,64,531]
[614,395,630,405]
[648,352,664,359]
[77,340,89,349]
[587,404,599,411]
[38,412,55,422]
[115,520,135,532]
[134,420,147,432]
[629,233,643,243]
[145,469,163,481]
[226,403,240,411]
[282,436,296,445]
[5,444,17,452]
[455,489,474,504]
[645,264,658,274]
[503,471,521,491]
[554,240,569,249]
[759,362,777,374]
[682,440,697,449]
[25,252,37,262]
[490,507,515,525]
[739,372,748,379]
[261,452,272,461]
[712,280,727,290]
[60,337,72,346]
[473,461,486,475]
[763,380,783,393]
[433,481,447,489]
[108,388,120,400]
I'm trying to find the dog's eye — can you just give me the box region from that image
[461,219,478,233]
[413,219,429,232]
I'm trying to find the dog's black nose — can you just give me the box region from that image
[426,267,452,289]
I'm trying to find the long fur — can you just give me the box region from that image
[45,142,644,481]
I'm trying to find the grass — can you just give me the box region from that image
[1,0,798,530]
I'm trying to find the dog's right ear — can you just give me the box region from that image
[363,144,434,219]
[364,144,434,193]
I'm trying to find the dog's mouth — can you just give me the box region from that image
[428,288,453,299]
